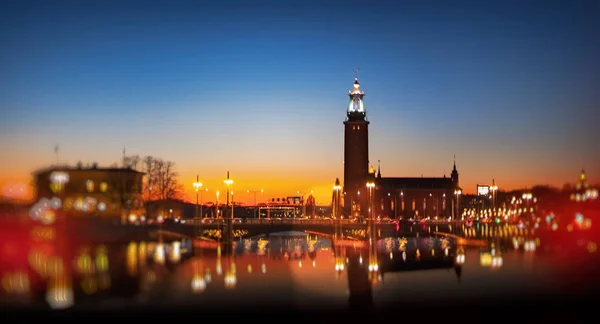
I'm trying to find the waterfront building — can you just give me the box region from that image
[342,77,461,219]
[32,163,145,223]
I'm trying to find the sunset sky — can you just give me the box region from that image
[1,0,599,204]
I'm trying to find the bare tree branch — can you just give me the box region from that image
[138,155,184,217]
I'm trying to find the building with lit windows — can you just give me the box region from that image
[32,163,145,223]
[342,78,461,219]
[371,161,460,219]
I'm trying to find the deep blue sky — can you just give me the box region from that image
[1,0,599,202]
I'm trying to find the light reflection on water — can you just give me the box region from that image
[0,224,596,311]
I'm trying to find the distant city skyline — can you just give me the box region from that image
[1,0,599,203]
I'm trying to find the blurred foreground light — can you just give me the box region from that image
[81,277,98,295]
[491,255,503,268]
[49,171,69,185]
[191,274,206,293]
[50,197,62,209]
[41,210,56,225]
[368,263,378,272]
[480,253,492,267]
[588,242,597,253]
[154,244,165,264]
[46,285,74,309]
[168,241,181,263]
[455,253,465,265]
[224,272,236,289]
[204,269,212,283]
[2,272,30,294]
[524,240,536,252]
[512,238,519,250]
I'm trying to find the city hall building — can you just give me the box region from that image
[342,78,461,219]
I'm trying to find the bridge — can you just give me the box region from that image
[164,220,402,239]
[160,219,527,241]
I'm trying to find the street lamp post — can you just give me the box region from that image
[215,191,220,218]
[231,191,234,219]
[333,179,342,219]
[333,178,342,239]
[193,176,203,221]
[522,192,533,208]
[490,179,498,213]
[200,188,207,219]
[454,189,462,220]
[366,182,375,220]
[223,172,234,248]
[400,191,404,219]
[224,172,234,219]
[147,186,152,220]
[247,189,264,219]
[366,182,376,245]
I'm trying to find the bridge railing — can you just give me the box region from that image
[185,218,364,226]
[183,218,470,226]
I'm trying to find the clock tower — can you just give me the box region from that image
[343,78,370,217]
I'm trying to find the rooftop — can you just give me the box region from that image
[32,164,145,176]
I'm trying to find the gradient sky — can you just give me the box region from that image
[1,0,599,204]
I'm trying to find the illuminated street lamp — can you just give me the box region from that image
[231,191,235,218]
[247,189,264,219]
[333,178,342,219]
[490,179,498,211]
[224,172,234,219]
[454,189,462,220]
[522,192,533,208]
[215,191,220,218]
[366,182,375,220]
[193,176,203,220]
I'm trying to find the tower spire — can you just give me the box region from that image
[451,155,459,188]
[377,160,381,178]
[453,154,457,171]
[347,73,366,119]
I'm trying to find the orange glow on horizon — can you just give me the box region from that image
[2,171,598,205]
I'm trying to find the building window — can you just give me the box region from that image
[357,125,360,130]
[100,182,108,192]
[86,180,94,192]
